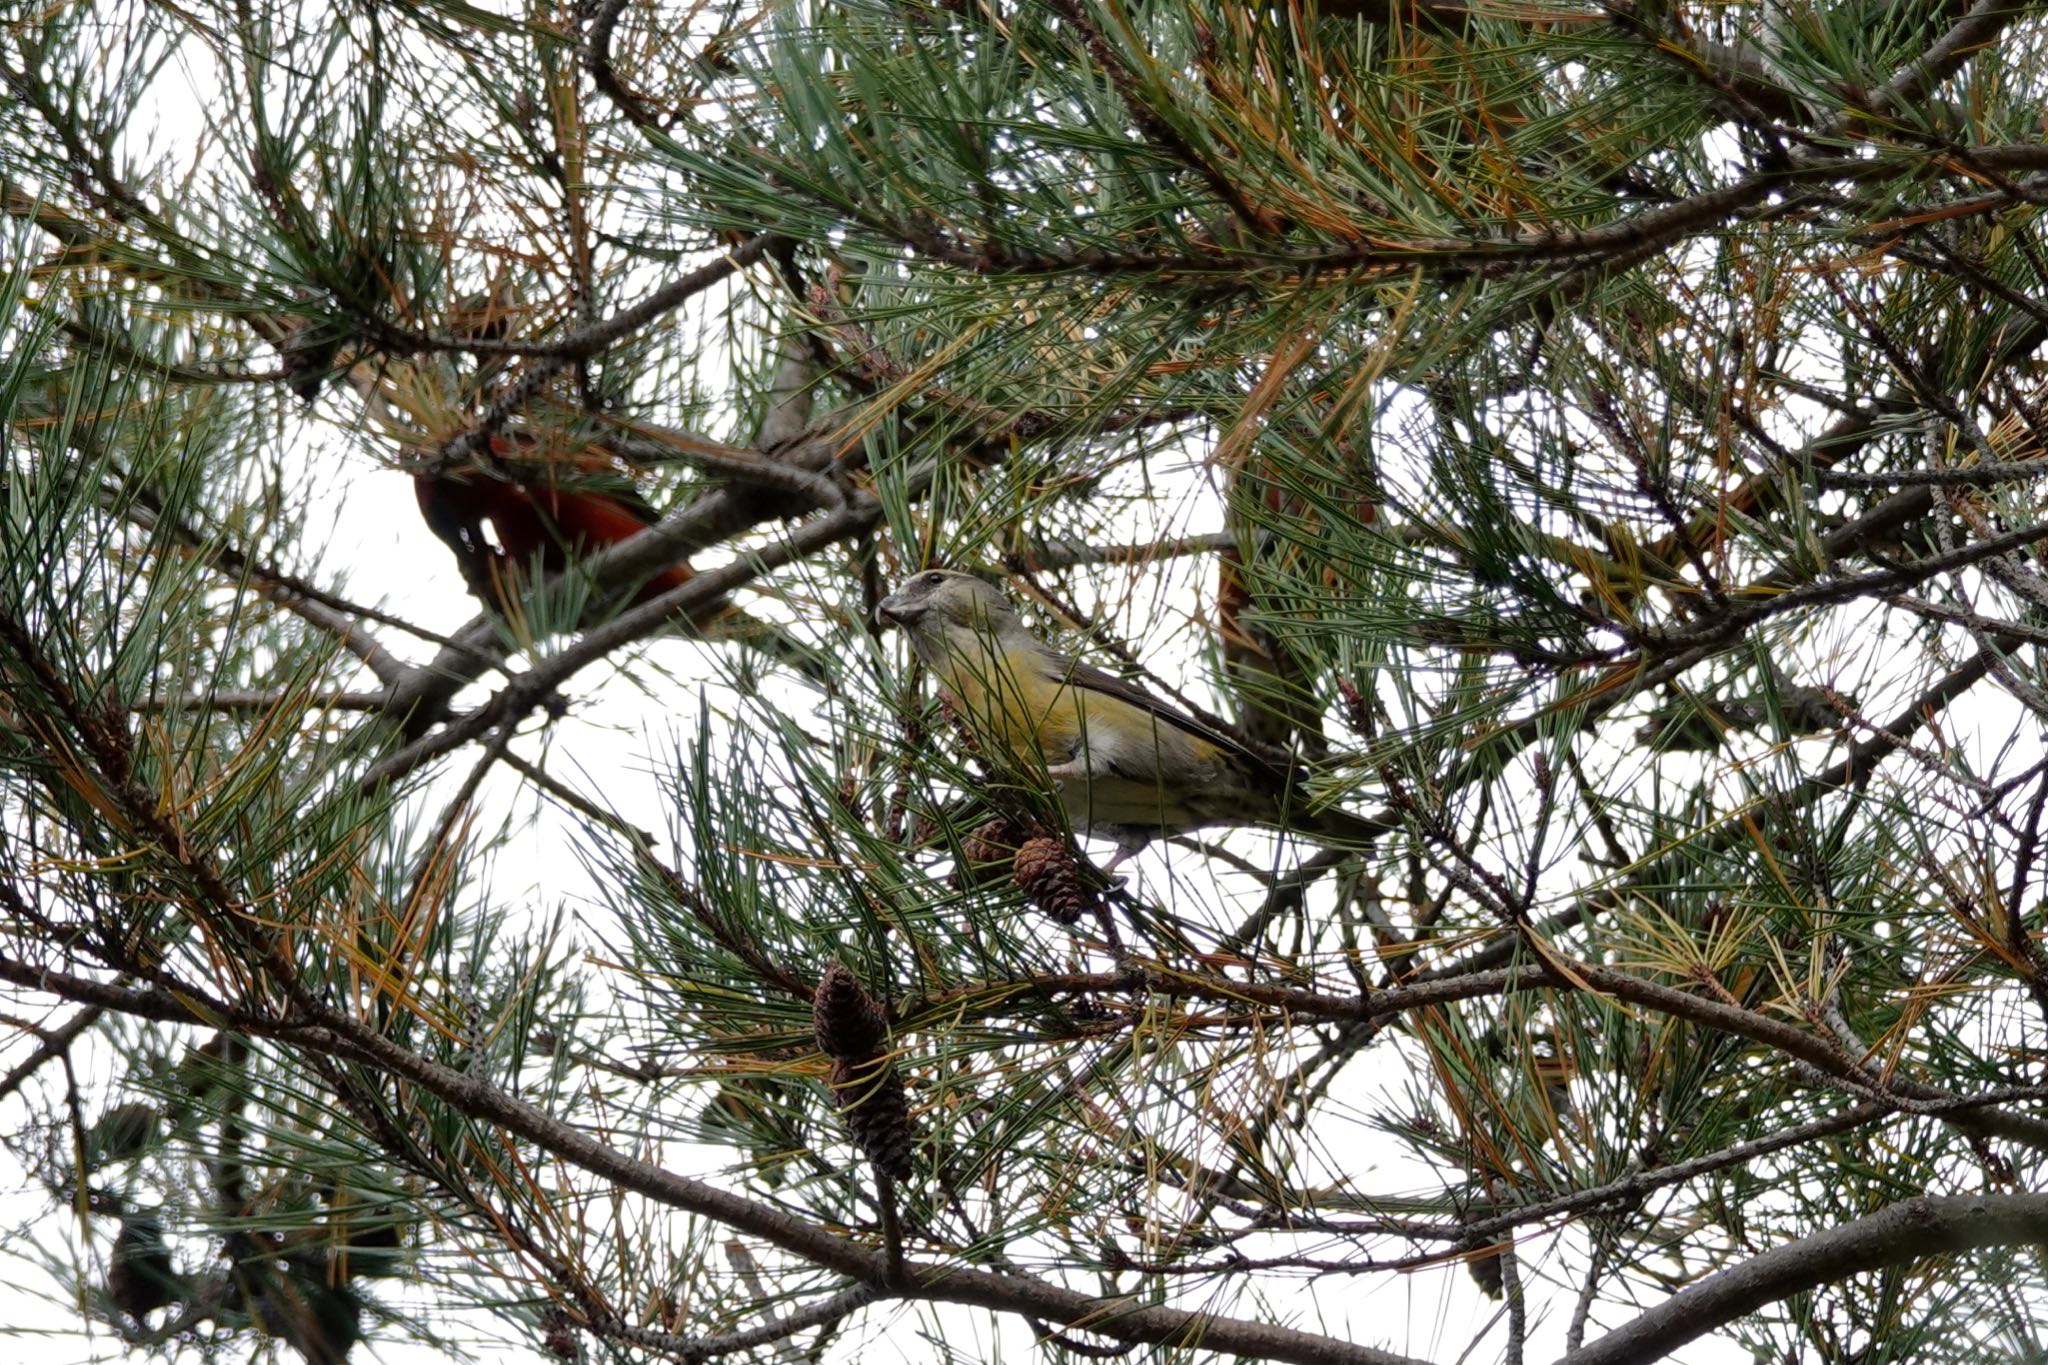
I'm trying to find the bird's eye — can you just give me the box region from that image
[924,572,945,587]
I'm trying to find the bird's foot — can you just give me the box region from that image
[1096,846,1139,878]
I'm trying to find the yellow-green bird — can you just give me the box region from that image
[875,569,1383,863]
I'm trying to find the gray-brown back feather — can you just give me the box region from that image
[1025,646,1298,794]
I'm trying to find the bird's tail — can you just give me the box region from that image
[1295,802,1389,851]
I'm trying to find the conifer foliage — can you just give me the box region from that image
[5,0,2048,1360]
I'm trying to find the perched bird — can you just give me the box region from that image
[413,454,693,616]
[875,569,1382,862]
[412,448,835,693]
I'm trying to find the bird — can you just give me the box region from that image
[412,448,693,616]
[875,569,1383,864]
[413,447,836,691]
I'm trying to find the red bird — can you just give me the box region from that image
[413,452,692,616]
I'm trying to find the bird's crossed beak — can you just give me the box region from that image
[875,590,914,629]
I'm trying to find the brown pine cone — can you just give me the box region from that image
[1466,1241,1506,1299]
[813,962,889,1061]
[1012,836,1088,924]
[108,1216,180,1320]
[938,697,980,756]
[829,1054,916,1181]
[540,1307,579,1359]
[833,770,868,828]
[959,818,1023,867]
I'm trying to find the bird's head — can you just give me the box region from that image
[876,569,1018,640]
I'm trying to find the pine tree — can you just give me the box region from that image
[5,0,2048,1361]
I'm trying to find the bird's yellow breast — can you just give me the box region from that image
[933,640,1229,777]
[932,642,1085,770]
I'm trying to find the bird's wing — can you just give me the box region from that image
[1033,648,1296,789]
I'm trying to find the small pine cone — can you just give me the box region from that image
[1336,676,1374,738]
[813,962,889,1061]
[959,818,1022,867]
[277,318,343,404]
[1012,836,1088,924]
[1466,1242,1506,1299]
[830,1054,916,1181]
[87,1101,160,1167]
[834,771,867,828]
[540,1306,579,1360]
[108,1216,180,1320]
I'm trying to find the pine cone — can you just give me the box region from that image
[833,771,867,828]
[813,962,889,1061]
[829,1054,916,1181]
[250,1266,362,1365]
[540,1307,579,1360]
[1466,1242,1506,1299]
[1012,836,1088,924]
[87,1101,160,1168]
[278,317,344,404]
[108,1216,181,1320]
[960,818,1022,868]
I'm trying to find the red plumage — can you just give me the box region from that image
[414,455,692,613]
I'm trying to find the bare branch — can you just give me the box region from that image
[1567,1195,2048,1365]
